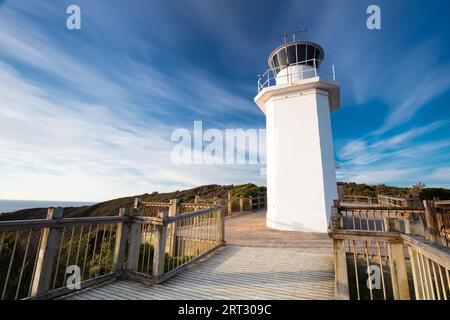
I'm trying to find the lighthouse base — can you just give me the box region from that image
[266,210,329,233]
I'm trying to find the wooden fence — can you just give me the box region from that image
[342,195,424,209]
[329,200,450,300]
[176,192,267,217]
[342,195,379,205]
[377,195,422,209]
[0,198,225,300]
[226,192,266,216]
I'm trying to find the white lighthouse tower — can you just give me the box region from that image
[254,35,340,233]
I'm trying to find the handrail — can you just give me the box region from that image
[181,203,216,208]
[140,202,170,207]
[131,206,223,224]
[435,200,450,206]
[338,205,423,212]
[328,229,402,242]
[0,215,128,231]
[376,195,423,209]
[401,234,450,269]
[377,195,420,201]
[329,202,450,300]
[164,206,222,224]
[257,58,336,92]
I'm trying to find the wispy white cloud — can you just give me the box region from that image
[336,120,450,187]
[338,121,448,165]
[425,167,450,182]
[311,1,450,134]
[0,1,266,201]
[378,65,450,133]
[337,167,423,186]
[0,58,266,201]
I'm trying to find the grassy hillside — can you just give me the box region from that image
[0,184,266,221]
[340,182,450,200]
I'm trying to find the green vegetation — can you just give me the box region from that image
[0,226,115,300]
[340,182,450,200]
[164,254,192,272]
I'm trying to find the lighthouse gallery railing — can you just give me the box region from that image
[257,58,336,93]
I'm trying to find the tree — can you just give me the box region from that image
[409,182,426,197]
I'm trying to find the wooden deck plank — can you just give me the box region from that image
[64,246,334,300]
[63,211,335,300]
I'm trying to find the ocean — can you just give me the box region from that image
[0,200,96,214]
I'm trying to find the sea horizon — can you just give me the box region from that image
[0,199,96,214]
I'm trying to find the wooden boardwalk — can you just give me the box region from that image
[225,211,332,253]
[63,211,335,300]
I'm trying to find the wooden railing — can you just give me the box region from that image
[0,209,124,300]
[0,198,225,300]
[342,195,424,209]
[126,198,225,284]
[226,193,267,216]
[377,195,422,209]
[427,200,450,248]
[342,195,379,205]
[174,192,267,217]
[329,201,450,300]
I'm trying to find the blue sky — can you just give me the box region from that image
[0,0,449,201]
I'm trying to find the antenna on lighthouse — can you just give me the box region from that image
[282,24,308,65]
[282,24,308,44]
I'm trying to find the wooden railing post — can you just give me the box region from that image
[112,208,129,273]
[216,202,225,244]
[152,210,169,277]
[407,246,424,300]
[423,200,440,243]
[330,200,343,229]
[404,219,425,237]
[239,196,244,213]
[168,198,180,256]
[249,196,253,212]
[333,238,350,300]
[402,199,408,208]
[388,242,410,300]
[30,207,64,297]
[194,195,200,212]
[227,192,232,217]
[384,217,401,232]
[337,184,344,201]
[127,197,143,272]
[330,203,349,300]
[384,215,412,299]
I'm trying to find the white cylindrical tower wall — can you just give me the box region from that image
[265,87,338,232]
